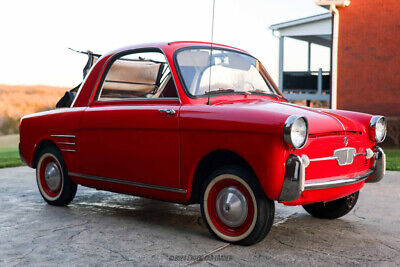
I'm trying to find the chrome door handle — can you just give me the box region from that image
[159,109,176,115]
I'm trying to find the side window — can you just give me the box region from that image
[98,51,178,101]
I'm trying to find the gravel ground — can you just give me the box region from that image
[0,166,399,266]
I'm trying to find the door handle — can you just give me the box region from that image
[159,109,176,115]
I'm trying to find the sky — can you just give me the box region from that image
[0,0,329,88]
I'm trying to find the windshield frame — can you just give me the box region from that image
[173,46,281,99]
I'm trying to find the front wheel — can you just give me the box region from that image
[36,146,77,206]
[302,191,359,219]
[200,166,275,246]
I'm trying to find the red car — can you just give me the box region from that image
[19,41,386,245]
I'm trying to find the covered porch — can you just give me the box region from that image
[269,13,332,105]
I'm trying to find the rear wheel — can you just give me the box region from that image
[302,191,359,219]
[36,146,77,206]
[200,166,275,246]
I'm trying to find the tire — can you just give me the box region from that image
[200,166,275,246]
[36,146,77,206]
[302,191,359,219]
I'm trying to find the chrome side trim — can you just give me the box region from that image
[51,135,76,138]
[318,110,346,132]
[309,148,370,163]
[69,172,187,194]
[304,170,374,190]
[57,142,76,145]
[98,97,179,102]
[61,149,76,152]
[309,156,338,162]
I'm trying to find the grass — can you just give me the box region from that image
[0,147,24,168]
[0,134,24,168]
[386,149,400,171]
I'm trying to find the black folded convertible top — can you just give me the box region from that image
[56,49,100,108]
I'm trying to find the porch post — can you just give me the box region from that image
[307,42,311,72]
[279,36,284,90]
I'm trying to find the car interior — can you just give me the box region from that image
[98,52,178,100]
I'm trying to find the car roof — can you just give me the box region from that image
[102,41,249,57]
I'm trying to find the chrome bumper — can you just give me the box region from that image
[278,147,385,201]
[365,147,385,183]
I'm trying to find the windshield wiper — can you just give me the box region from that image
[246,89,279,99]
[204,88,278,98]
[203,88,235,95]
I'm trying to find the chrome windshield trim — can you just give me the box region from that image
[304,170,374,190]
[69,172,187,194]
[51,135,76,138]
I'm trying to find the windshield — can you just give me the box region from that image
[175,48,277,97]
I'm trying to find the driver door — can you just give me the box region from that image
[77,50,182,190]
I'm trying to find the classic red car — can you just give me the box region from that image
[19,41,386,245]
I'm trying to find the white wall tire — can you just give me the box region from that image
[200,166,275,245]
[35,146,77,206]
[37,153,64,201]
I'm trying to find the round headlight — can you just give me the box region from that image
[370,116,387,143]
[284,115,308,149]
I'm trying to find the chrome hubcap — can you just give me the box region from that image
[44,162,61,191]
[215,186,248,227]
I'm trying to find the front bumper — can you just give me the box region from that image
[278,146,385,201]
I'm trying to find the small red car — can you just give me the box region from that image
[19,41,386,245]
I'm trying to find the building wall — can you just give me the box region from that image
[337,0,400,116]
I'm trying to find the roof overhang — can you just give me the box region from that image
[269,13,332,47]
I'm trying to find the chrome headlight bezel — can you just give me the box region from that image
[369,116,387,143]
[284,115,308,149]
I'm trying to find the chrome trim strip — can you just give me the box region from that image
[304,170,374,190]
[57,142,76,145]
[51,135,76,138]
[318,110,346,132]
[68,172,187,194]
[309,149,368,163]
[309,156,338,162]
[61,149,76,152]
[98,97,179,102]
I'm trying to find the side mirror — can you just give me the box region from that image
[56,91,75,108]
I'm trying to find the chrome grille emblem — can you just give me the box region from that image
[333,147,356,166]
[343,137,349,146]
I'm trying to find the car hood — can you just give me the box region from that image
[214,99,363,135]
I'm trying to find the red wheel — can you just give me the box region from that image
[36,146,77,205]
[37,154,63,200]
[201,166,275,245]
